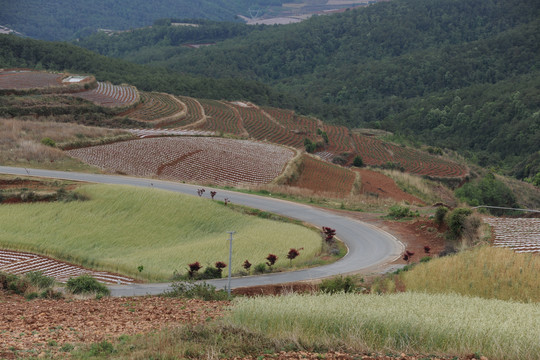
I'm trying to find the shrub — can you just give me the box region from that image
[387,205,417,219]
[319,276,356,294]
[163,280,228,301]
[254,263,266,274]
[66,274,110,296]
[88,340,115,356]
[445,208,473,239]
[188,262,202,278]
[455,173,518,215]
[434,206,449,226]
[242,260,252,273]
[24,271,55,289]
[353,155,364,167]
[200,266,222,279]
[40,137,56,147]
[265,254,278,270]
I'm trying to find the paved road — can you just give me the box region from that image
[0,166,404,296]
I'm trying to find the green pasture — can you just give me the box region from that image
[0,184,321,281]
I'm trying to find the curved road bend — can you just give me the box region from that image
[0,166,404,296]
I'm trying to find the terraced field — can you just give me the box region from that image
[290,155,356,196]
[0,249,135,284]
[125,92,185,124]
[73,82,138,108]
[199,99,246,135]
[0,70,63,90]
[67,137,294,184]
[484,217,540,253]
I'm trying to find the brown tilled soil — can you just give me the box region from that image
[0,295,227,358]
[355,168,424,205]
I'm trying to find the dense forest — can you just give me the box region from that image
[0,0,287,41]
[75,0,540,179]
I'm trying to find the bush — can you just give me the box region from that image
[254,263,266,274]
[319,276,356,294]
[445,208,473,239]
[455,173,518,215]
[66,274,110,296]
[88,341,115,356]
[434,206,449,226]
[40,137,56,147]
[163,280,228,301]
[200,266,222,279]
[353,155,364,167]
[387,205,417,219]
[24,271,55,289]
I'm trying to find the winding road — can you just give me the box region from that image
[0,166,404,296]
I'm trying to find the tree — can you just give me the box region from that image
[242,259,252,273]
[352,155,364,167]
[215,261,227,276]
[188,261,202,278]
[286,248,301,265]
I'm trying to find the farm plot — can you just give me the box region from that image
[235,104,305,148]
[290,155,355,196]
[483,217,540,253]
[0,249,135,284]
[0,70,63,90]
[126,92,185,123]
[199,99,246,135]
[67,137,294,184]
[73,82,138,108]
[160,95,205,128]
[352,134,468,179]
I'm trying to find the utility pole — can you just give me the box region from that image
[227,231,235,297]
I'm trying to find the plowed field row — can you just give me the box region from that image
[0,70,62,90]
[199,99,245,135]
[483,217,540,253]
[67,137,294,184]
[291,155,356,196]
[128,92,184,121]
[74,82,138,107]
[0,249,135,284]
[162,96,204,128]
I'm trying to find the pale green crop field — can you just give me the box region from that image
[0,184,321,280]
[228,292,540,360]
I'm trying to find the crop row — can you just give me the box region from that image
[0,70,63,90]
[67,137,294,185]
[0,249,135,284]
[159,96,204,128]
[483,217,540,253]
[291,155,355,196]
[74,82,138,107]
[233,104,304,148]
[199,99,245,135]
[128,92,185,121]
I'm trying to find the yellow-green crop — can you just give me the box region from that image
[0,184,321,280]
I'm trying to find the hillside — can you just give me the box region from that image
[0,0,290,41]
[74,0,540,180]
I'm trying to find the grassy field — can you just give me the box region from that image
[399,246,540,303]
[0,184,322,280]
[226,292,540,360]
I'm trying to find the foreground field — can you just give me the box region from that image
[0,184,321,280]
[228,292,540,360]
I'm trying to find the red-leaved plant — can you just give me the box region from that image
[242,259,252,273]
[266,254,278,270]
[286,248,301,265]
[215,261,227,275]
[188,261,202,278]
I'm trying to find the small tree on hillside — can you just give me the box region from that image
[242,259,252,274]
[188,262,202,278]
[286,248,301,266]
[353,155,364,167]
[215,261,227,276]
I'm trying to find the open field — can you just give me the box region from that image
[72,82,139,108]
[398,246,540,303]
[484,217,540,253]
[227,292,540,360]
[67,137,295,185]
[0,184,321,280]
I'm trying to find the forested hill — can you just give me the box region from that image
[76,0,540,179]
[0,35,294,109]
[0,0,286,41]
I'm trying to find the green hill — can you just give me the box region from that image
[0,0,289,41]
[74,0,540,179]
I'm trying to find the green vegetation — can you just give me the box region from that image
[66,274,110,297]
[455,172,519,213]
[163,280,229,301]
[386,205,418,219]
[227,292,540,359]
[0,184,321,280]
[0,271,61,299]
[0,0,289,41]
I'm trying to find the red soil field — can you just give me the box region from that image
[67,137,295,185]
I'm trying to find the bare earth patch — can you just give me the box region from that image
[0,294,227,358]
